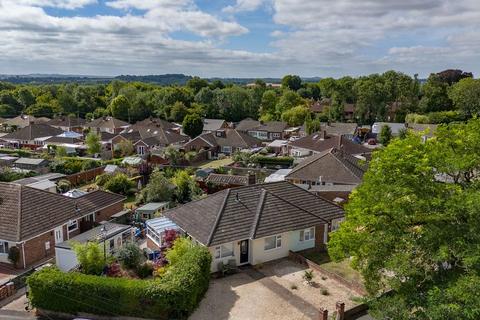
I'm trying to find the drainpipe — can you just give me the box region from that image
[21,242,26,269]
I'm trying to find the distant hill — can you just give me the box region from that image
[0,74,323,85]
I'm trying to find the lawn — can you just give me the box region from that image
[303,251,364,286]
[198,157,234,169]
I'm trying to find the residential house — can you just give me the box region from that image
[0,182,125,268]
[2,115,50,130]
[55,222,133,272]
[285,148,367,203]
[13,158,50,173]
[310,99,355,120]
[236,119,289,141]
[321,122,358,137]
[2,123,64,148]
[112,128,188,157]
[47,116,86,133]
[159,181,344,272]
[202,119,228,134]
[289,131,371,158]
[183,128,261,157]
[129,117,180,133]
[84,116,129,135]
[136,202,170,221]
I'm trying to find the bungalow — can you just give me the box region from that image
[112,128,188,157]
[289,131,371,158]
[183,128,261,157]
[84,116,129,135]
[160,181,344,272]
[55,222,133,272]
[236,119,289,141]
[285,148,367,203]
[47,116,86,133]
[129,117,180,133]
[0,182,125,269]
[2,115,50,130]
[2,123,64,149]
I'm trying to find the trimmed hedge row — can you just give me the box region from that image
[27,245,212,319]
[255,155,294,167]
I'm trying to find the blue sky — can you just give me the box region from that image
[0,0,479,78]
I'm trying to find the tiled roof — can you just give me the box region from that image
[206,173,249,186]
[286,148,367,184]
[184,129,261,150]
[321,122,358,136]
[45,136,83,144]
[290,132,371,155]
[0,182,125,242]
[118,127,187,146]
[236,119,288,133]
[85,117,129,130]
[164,181,344,246]
[203,119,227,132]
[3,124,64,141]
[3,115,50,128]
[47,116,85,128]
[129,118,177,131]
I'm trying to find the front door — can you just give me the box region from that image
[239,240,249,264]
[54,227,63,243]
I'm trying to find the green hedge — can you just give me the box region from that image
[0,148,37,157]
[255,155,294,167]
[27,245,212,319]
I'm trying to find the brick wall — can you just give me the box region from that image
[96,202,124,222]
[20,231,56,268]
[0,282,15,301]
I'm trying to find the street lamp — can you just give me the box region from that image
[100,225,107,262]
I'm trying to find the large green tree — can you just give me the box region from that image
[182,113,204,138]
[329,119,480,319]
[449,78,480,117]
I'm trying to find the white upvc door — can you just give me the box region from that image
[54,227,64,243]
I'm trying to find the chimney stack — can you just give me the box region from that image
[247,172,256,185]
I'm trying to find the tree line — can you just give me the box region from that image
[0,69,478,127]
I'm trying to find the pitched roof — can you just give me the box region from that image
[3,124,64,141]
[236,119,288,133]
[85,117,129,130]
[286,148,367,184]
[203,119,227,132]
[184,129,261,150]
[3,115,50,128]
[47,116,86,128]
[290,132,371,155]
[321,122,358,136]
[0,183,125,242]
[164,181,344,246]
[118,127,187,146]
[44,136,83,144]
[129,118,177,131]
[206,173,249,186]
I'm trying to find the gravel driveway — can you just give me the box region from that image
[190,259,361,320]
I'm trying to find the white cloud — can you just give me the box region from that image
[223,0,265,13]
[14,0,96,9]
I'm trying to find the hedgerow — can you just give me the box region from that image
[27,243,212,319]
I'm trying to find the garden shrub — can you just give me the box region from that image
[72,242,105,275]
[254,155,294,167]
[27,241,212,319]
[103,173,135,195]
[117,242,144,269]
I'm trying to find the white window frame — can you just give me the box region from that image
[300,227,315,242]
[264,234,282,251]
[214,243,234,259]
[68,220,78,232]
[222,146,232,154]
[272,132,281,138]
[0,241,9,254]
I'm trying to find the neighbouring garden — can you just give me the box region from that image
[27,237,212,319]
